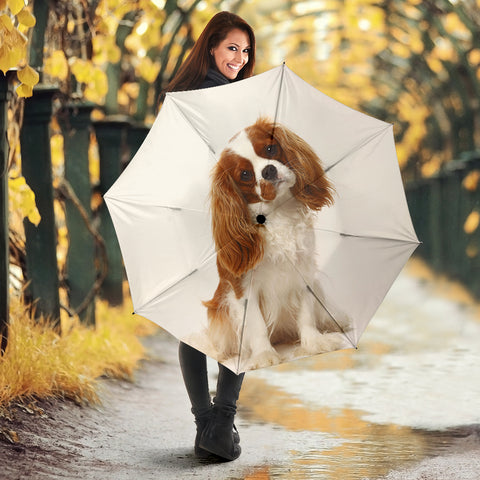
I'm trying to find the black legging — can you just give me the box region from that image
[178,341,244,418]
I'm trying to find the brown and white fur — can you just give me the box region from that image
[204,117,342,368]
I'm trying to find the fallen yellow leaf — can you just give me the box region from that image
[0,428,19,444]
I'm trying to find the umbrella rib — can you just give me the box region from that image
[282,255,357,348]
[170,97,216,156]
[270,63,287,138]
[234,269,255,373]
[324,124,392,173]
[305,284,356,349]
[236,297,249,374]
[254,62,286,191]
[135,249,216,314]
[106,196,209,214]
[133,268,200,313]
[133,247,218,313]
[313,227,421,245]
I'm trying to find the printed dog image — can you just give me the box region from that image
[204,117,349,369]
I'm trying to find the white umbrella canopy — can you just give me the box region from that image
[105,64,420,373]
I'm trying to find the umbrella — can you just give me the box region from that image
[104,64,420,373]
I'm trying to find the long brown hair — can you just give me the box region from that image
[163,11,256,95]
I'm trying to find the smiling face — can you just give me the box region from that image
[211,28,251,80]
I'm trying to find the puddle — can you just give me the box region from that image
[240,371,479,479]
[239,376,474,479]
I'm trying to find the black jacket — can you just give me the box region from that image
[200,69,230,89]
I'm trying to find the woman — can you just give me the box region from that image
[163,11,256,462]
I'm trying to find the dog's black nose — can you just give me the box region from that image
[262,164,277,181]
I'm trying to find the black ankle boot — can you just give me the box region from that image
[199,404,241,461]
[194,409,213,458]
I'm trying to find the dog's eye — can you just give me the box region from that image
[264,144,279,158]
[240,170,253,182]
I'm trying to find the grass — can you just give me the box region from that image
[0,294,158,409]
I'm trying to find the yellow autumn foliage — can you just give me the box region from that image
[8,176,41,226]
[137,56,161,83]
[17,64,39,86]
[44,50,69,81]
[0,12,13,30]
[84,68,109,104]
[92,35,122,64]
[50,133,65,173]
[124,33,144,55]
[16,7,35,27]
[14,83,33,97]
[421,155,442,178]
[70,58,109,103]
[433,37,458,63]
[7,0,23,15]
[88,133,101,186]
[0,1,38,97]
[244,0,479,172]
[468,49,480,65]
[443,12,471,41]
[464,211,480,235]
[462,171,480,192]
[70,58,91,83]
[0,26,26,73]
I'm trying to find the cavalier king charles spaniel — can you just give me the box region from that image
[204,117,346,369]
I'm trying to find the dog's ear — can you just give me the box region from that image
[210,157,264,277]
[275,125,334,210]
